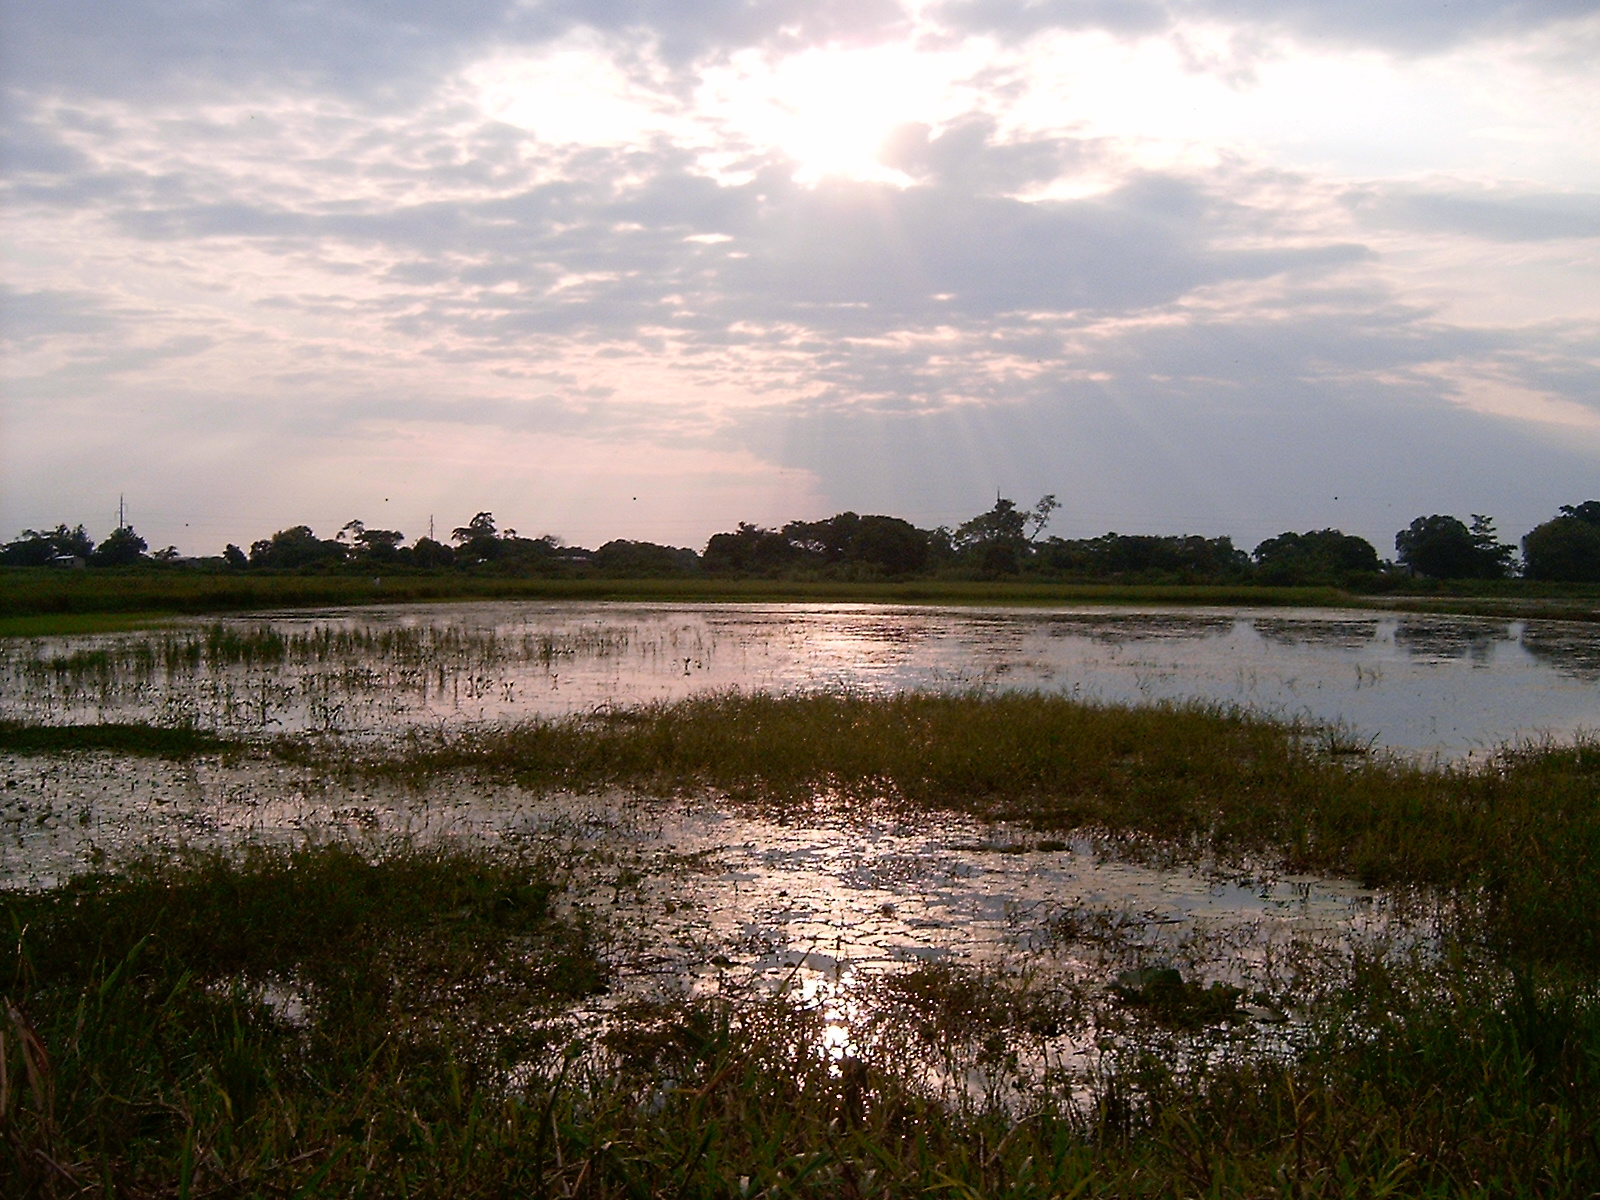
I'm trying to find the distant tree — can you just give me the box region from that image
[407,537,455,568]
[90,526,148,566]
[1027,495,1060,541]
[1252,529,1381,585]
[1522,500,1600,582]
[782,512,930,576]
[1395,514,1515,579]
[2,524,94,565]
[151,546,181,562]
[955,496,1037,575]
[248,525,344,569]
[1040,532,1249,581]
[702,523,796,574]
[451,512,497,541]
[591,540,698,576]
[451,512,502,563]
[354,527,405,562]
[223,544,248,569]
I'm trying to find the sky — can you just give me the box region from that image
[2,0,1598,558]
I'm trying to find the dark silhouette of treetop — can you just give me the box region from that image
[1523,499,1600,582]
[1395,514,1514,579]
[90,525,148,566]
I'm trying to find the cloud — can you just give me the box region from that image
[1349,185,1600,241]
[2,1,1598,554]
[936,0,1600,54]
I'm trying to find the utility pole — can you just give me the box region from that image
[429,514,435,541]
[118,494,125,531]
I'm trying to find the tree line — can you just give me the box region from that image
[5,498,1600,585]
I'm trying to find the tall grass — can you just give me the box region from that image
[2,843,599,1196]
[4,844,1596,1197]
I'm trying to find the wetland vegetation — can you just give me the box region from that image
[5,690,1600,1196]
[3,600,1599,1196]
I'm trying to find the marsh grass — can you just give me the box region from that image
[3,846,1597,1197]
[0,721,236,758]
[5,693,1600,1194]
[339,691,1600,970]
[2,843,600,1196]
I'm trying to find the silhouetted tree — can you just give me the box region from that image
[1040,532,1249,581]
[592,540,698,576]
[703,523,796,573]
[954,496,1048,575]
[90,526,148,566]
[1522,500,1600,582]
[249,526,344,569]
[451,512,503,563]
[782,513,930,575]
[407,537,455,568]
[223,544,248,569]
[1252,529,1381,585]
[354,527,405,562]
[1395,514,1515,579]
[1,524,94,565]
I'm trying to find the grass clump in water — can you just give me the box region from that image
[0,719,241,758]
[374,690,1600,970]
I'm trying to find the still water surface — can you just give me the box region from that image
[7,601,1538,1090]
[5,601,1598,755]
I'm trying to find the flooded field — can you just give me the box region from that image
[6,603,1592,1193]
[4,600,1598,755]
[2,746,1420,1111]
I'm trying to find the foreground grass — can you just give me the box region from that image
[3,844,600,1196]
[6,696,1599,1193]
[4,844,1596,1197]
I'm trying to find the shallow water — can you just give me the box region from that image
[4,600,1537,1108]
[4,601,1598,755]
[2,746,1417,1102]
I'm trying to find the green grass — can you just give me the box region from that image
[5,694,1600,1194]
[2,843,600,1196]
[0,611,180,638]
[5,566,1598,631]
[6,692,1600,968]
[0,720,241,757]
[311,691,1600,971]
[4,845,1596,1197]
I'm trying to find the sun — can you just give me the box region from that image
[701,44,970,184]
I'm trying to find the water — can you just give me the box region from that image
[4,601,1598,755]
[1,746,1422,1104]
[9,599,1509,1103]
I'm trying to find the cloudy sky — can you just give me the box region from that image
[3,0,1598,556]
